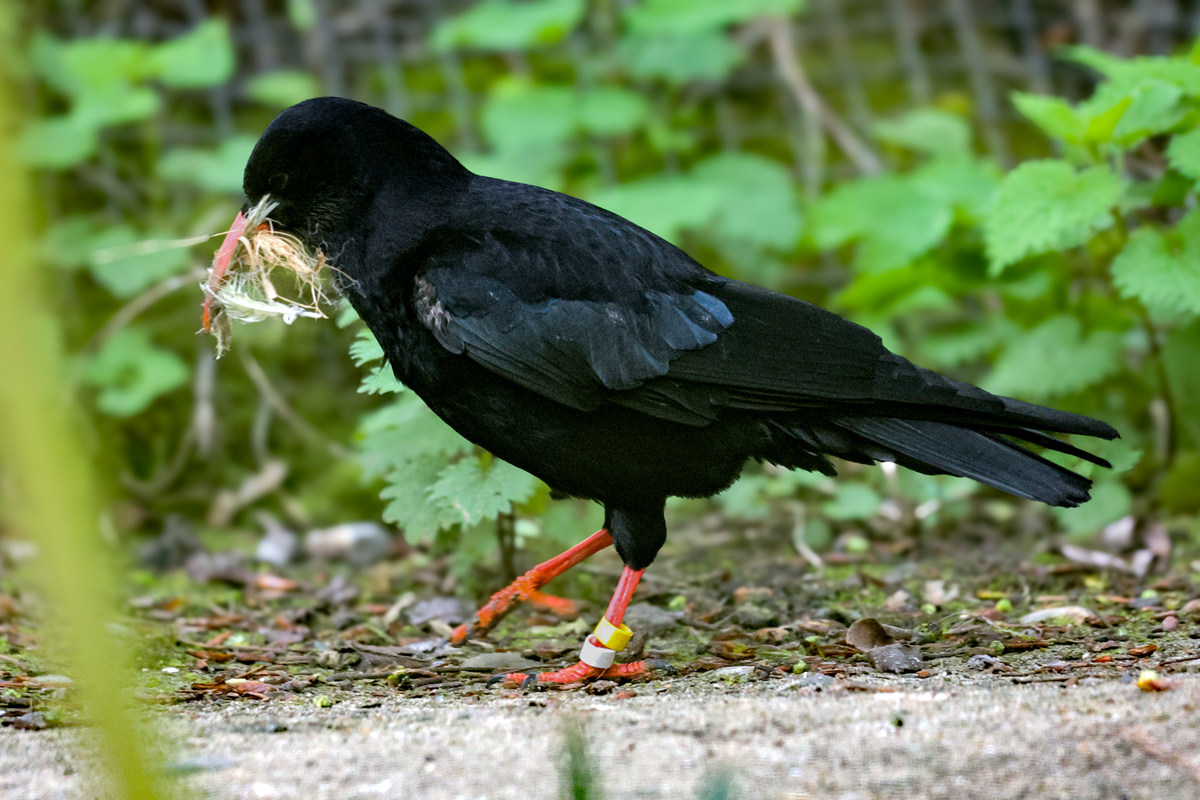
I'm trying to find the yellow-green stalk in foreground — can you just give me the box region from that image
[0,27,171,800]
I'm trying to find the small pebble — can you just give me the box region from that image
[1163,616,1178,632]
[161,667,180,674]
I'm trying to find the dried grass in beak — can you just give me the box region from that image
[201,196,335,357]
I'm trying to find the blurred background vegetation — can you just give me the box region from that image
[4,0,1200,612]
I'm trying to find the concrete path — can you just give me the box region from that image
[4,673,1199,799]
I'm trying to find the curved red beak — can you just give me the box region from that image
[202,212,247,334]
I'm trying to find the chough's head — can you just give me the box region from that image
[203,98,470,346]
[240,97,470,252]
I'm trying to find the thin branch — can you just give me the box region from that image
[766,18,883,177]
[239,350,354,460]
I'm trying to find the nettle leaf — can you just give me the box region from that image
[576,87,649,137]
[479,78,574,153]
[811,174,953,273]
[83,326,189,417]
[246,70,321,108]
[1166,126,1200,180]
[1011,92,1086,142]
[624,0,805,35]
[982,315,1125,401]
[87,227,192,298]
[872,109,972,157]
[349,328,385,366]
[691,152,804,250]
[1065,46,1200,95]
[1051,480,1131,537]
[357,395,471,479]
[157,135,258,194]
[359,365,405,395]
[17,115,98,168]
[617,33,744,84]
[1111,79,1188,144]
[984,160,1121,276]
[146,19,235,89]
[1110,211,1200,317]
[427,457,540,527]
[821,482,882,521]
[379,454,463,541]
[31,33,148,97]
[909,156,1000,220]
[431,0,584,52]
[589,174,722,244]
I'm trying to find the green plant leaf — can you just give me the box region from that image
[287,0,317,31]
[691,152,804,250]
[146,19,235,88]
[1065,46,1200,94]
[1110,211,1200,317]
[83,326,189,417]
[246,70,321,108]
[74,83,161,126]
[811,174,953,273]
[982,315,1125,401]
[479,78,575,153]
[872,109,972,157]
[588,174,721,243]
[157,135,257,194]
[427,457,539,527]
[624,0,805,35]
[86,227,193,298]
[16,115,98,168]
[349,329,385,366]
[1166,126,1200,180]
[617,33,745,84]
[1111,79,1187,144]
[984,160,1121,275]
[379,455,464,541]
[357,395,471,479]
[431,0,584,52]
[31,33,148,97]
[821,482,881,521]
[358,365,405,395]
[1051,480,1131,536]
[1011,92,1086,142]
[576,87,649,137]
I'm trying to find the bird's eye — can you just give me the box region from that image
[270,172,290,192]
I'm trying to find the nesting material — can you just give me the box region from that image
[201,195,335,357]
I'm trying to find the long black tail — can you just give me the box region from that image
[773,395,1118,508]
[830,416,1108,508]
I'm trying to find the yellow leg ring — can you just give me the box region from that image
[593,617,633,651]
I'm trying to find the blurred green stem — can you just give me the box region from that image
[0,31,172,800]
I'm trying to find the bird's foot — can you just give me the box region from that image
[488,659,672,689]
[449,528,613,645]
[526,590,580,618]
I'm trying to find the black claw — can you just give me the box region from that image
[486,674,509,687]
[519,674,538,690]
[644,659,678,676]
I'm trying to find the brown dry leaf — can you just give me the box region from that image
[846,618,895,651]
[1127,643,1158,657]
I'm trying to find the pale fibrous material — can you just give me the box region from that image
[202,195,335,356]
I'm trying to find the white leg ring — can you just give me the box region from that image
[579,636,616,669]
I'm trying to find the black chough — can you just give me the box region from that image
[226,97,1119,684]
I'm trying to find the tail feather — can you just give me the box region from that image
[827,416,1097,508]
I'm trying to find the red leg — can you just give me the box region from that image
[450,528,612,644]
[499,565,664,686]
[526,591,580,618]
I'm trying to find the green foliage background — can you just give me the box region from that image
[9,0,1200,585]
